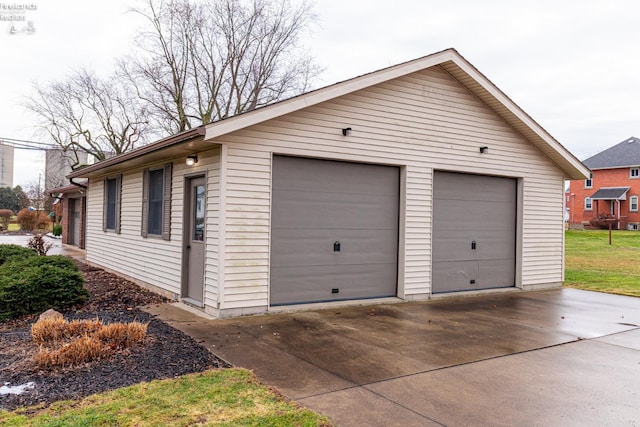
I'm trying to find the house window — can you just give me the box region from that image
[584,178,592,188]
[142,163,172,240]
[631,168,640,178]
[584,197,592,210]
[103,175,121,233]
[630,196,639,212]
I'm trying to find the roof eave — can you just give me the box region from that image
[67,127,206,179]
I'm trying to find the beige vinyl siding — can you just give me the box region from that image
[85,148,221,302]
[215,65,567,309]
[203,147,221,309]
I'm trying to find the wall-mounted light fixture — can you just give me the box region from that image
[479,146,489,154]
[186,155,198,166]
[342,127,352,136]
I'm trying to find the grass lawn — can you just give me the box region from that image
[0,369,333,427]
[565,229,640,297]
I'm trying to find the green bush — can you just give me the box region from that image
[0,244,36,265]
[52,224,62,236]
[0,257,88,322]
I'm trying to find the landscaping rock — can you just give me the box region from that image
[38,309,63,321]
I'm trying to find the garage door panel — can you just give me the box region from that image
[434,173,516,202]
[431,260,478,293]
[271,228,398,267]
[270,264,398,306]
[273,156,399,196]
[432,199,515,229]
[433,230,516,262]
[272,189,398,229]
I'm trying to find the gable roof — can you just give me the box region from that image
[583,137,640,170]
[69,48,589,180]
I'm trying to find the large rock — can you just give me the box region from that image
[38,309,63,321]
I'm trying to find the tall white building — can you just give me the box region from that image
[0,142,14,188]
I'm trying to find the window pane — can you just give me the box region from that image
[106,178,117,230]
[148,169,164,235]
[193,184,205,241]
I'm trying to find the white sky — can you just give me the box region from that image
[2,0,640,187]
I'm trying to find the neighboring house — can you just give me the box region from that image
[50,181,87,248]
[67,48,589,318]
[567,136,640,230]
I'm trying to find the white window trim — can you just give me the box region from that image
[584,178,593,188]
[630,168,640,179]
[584,197,592,211]
[630,195,639,212]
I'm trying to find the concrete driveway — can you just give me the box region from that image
[145,289,640,426]
[0,234,85,258]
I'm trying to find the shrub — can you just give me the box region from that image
[16,208,51,231]
[0,209,12,230]
[27,234,53,256]
[0,244,36,265]
[31,317,148,367]
[0,262,87,322]
[52,224,62,236]
[4,254,78,271]
[31,317,103,345]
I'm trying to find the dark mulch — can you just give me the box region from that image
[0,260,229,412]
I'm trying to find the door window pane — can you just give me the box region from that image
[193,184,205,241]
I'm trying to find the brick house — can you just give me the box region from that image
[567,136,640,230]
[50,182,87,248]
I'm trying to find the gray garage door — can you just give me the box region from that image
[432,171,516,293]
[270,156,399,305]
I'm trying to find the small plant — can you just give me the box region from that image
[31,317,148,367]
[52,224,62,236]
[0,209,12,230]
[27,233,53,256]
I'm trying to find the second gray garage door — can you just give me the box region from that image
[432,171,516,293]
[270,156,399,305]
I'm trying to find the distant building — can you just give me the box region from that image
[567,136,640,230]
[0,142,14,188]
[45,149,88,192]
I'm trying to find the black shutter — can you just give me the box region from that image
[162,163,172,241]
[115,174,122,234]
[141,168,149,238]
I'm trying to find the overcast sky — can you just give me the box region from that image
[2,0,640,187]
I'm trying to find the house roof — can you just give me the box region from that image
[583,137,640,170]
[590,187,630,200]
[69,48,589,180]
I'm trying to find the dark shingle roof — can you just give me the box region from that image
[583,137,640,169]
[590,187,630,200]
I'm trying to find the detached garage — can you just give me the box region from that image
[68,48,589,318]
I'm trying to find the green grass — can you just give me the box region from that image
[0,369,333,426]
[565,230,640,297]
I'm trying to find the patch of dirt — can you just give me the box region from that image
[0,260,229,412]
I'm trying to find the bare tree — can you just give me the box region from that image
[119,0,321,134]
[25,0,320,158]
[26,70,151,161]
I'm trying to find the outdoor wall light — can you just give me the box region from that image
[479,146,489,154]
[342,127,352,136]
[186,155,198,166]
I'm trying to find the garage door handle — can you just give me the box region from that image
[186,245,191,249]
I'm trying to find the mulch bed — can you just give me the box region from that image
[0,260,229,412]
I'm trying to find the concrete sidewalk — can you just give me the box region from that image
[145,289,640,426]
[0,234,85,258]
